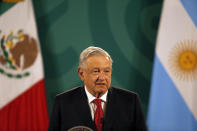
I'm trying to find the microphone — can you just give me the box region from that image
[68,126,93,131]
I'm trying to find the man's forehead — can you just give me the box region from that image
[84,65,112,72]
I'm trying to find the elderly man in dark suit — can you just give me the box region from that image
[48,46,147,131]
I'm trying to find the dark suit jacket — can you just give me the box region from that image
[48,86,147,131]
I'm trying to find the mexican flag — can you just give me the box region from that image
[0,0,49,130]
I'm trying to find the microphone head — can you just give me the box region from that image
[68,126,94,131]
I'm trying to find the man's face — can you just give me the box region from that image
[78,55,112,97]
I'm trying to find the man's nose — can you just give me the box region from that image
[98,72,105,80]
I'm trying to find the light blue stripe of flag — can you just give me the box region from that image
[180,0,197,27]
[147,55,197,131]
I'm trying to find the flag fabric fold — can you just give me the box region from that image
[0,0,49,130]
[147,0,197,130]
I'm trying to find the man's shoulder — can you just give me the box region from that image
[56,86,83,99]
[110,86,138,97]
[109,87,140,105]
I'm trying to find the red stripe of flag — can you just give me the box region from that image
[0,79,49,131]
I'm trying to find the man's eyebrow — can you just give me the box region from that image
[93,67,99,69]
[92,67,111,69]
[92,68,99,70]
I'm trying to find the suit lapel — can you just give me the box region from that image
[104,87,116,127]
[74,87,95,130]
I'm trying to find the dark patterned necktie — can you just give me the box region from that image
[93,99,104,131]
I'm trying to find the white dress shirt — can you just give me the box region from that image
[84,86,108,120]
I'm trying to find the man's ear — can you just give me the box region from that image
[78,67,85,81]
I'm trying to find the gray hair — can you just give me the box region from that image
[79,46,113,69]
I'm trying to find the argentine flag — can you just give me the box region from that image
[147,0,197,130]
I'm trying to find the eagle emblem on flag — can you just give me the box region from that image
[0,30,38,78]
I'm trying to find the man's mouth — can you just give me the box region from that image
[96,83,105,85]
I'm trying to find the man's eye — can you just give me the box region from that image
[93,70,99,73]
[105,69,111,73]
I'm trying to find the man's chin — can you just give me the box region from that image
[95,86,106,90]
[95,87,107,94]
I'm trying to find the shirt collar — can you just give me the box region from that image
[84,85,108,104]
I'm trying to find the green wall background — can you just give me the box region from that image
[0,0,163,117]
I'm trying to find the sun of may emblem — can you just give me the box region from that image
[0,30,38,78]
[168,41,197,81]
